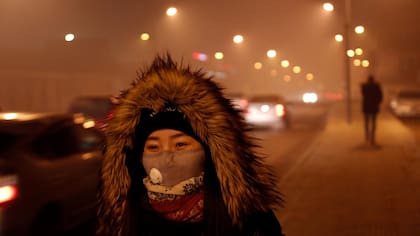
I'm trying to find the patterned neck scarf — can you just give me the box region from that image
[143,174,204,223]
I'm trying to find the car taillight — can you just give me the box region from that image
[0,175,18,205]
[275,104,285,117]
[0,185,17,204]
[239,99,248,109]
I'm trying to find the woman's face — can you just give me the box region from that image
[142,129,205,186]
[143,129,203,154]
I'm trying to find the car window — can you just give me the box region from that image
[33,122,105,159]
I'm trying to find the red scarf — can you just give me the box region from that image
[149,191,204,223]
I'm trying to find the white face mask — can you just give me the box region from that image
[142,148,205,187]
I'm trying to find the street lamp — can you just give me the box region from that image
[324,0,353,124]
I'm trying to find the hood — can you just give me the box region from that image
[97,54,282,234]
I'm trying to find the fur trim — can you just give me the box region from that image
[97,54,283,235]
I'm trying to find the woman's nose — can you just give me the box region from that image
[163,151,176,165]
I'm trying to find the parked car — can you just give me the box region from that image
[244,94,291,129]
[0,112,105,235]
[68,95,117,131]
[389,90,420,118]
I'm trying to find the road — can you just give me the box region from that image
[253,103,331,180]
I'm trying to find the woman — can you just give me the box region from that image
[97,54,285,235]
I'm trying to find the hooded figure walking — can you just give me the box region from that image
[361,75,383,145]
[96,54,285,236]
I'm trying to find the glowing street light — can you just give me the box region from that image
[254,62,263,70]
[266,49,277,58]
[166,7,177,16]
[64,33,75,42]
[283,75,291,82]
[140,33,150,41]
[335,34,344,42]
[306,73,314,81]
[355,48,363,55]
[353,59,361,66]
[354,25,365,34]
[347,49,355,57]
[292,66,301,74]
[281,60,290,68]
[362,59,370,67]
[214,52,224,60]
[233,35,244,44]
[323,3,334,12]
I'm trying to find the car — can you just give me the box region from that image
[389,90,420,118]
[0,112,105,235]
[68,95,118,131]
[225,93,249,111]
[244,94,291,130]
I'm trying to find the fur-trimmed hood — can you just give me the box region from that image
[97,55,282,235]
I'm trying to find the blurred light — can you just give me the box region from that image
[214,52,224,60]
[292,66,301,74]
[355,48,363,55]
[2,113,18,120]
[355,25,365,34]
[82,153,95,160]
[0,185,17,204]
[166,7,177,16]
[192,52,208,61]
[254,62,263,70]
[302,93,318,103]
[261,105,270,113]
[335,34,343,42]
[281,60,290,68]
[233,35,244,44]
[275,104,285,117]
[64,33,75,42]
[73,114,85,124]
[283,75,291,82]
[270,69,278,77]
[206,70,227,79]
[140,33,150,41]
[347,49,355,57]
[323,3,334,12]
[267,49,277,58]
[83,120,96,129]
[353,59,361,66]
[362,59,370,67]
[306,73,314,81]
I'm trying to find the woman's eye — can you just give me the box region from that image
[175,142,188,149]
[144,144,159,152]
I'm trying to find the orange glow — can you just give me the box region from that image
[0,185,17,204]
[275,104,285,117]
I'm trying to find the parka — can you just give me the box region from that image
[96,54,285,236]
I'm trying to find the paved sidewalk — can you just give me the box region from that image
[276,101,420,236]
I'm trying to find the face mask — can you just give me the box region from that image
[142,148,205,187]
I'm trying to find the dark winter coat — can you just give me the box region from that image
[361,80,383,113]
[96,55,285,236]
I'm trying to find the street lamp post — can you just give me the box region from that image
[324,0,353,124]
[344,0,352,124]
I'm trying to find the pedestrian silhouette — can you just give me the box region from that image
[361,75,383,145]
